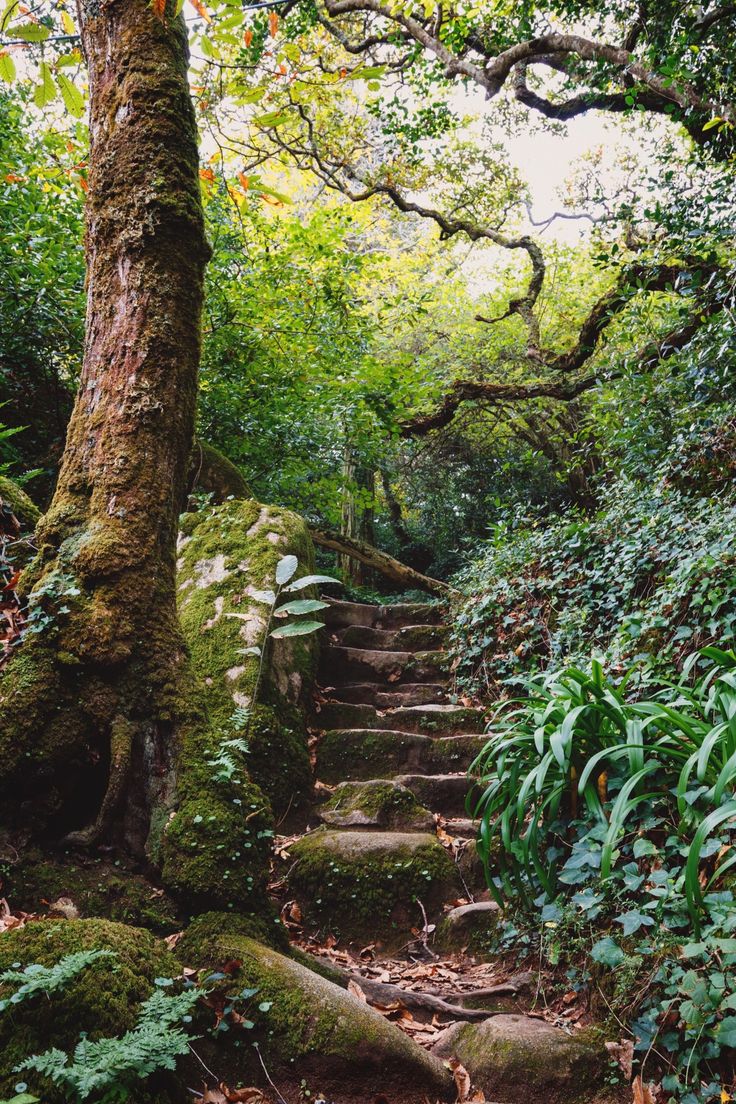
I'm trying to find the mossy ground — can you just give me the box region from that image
[4,852,180,933]
[0,918,179,1100]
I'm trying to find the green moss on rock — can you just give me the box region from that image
[0,476,40,531]
[174,910,289,967]
[177,934,452,1100]
[0,918,178,1099]
[320,780,433,830]
[162,498,321,905]
[288,829,460,944]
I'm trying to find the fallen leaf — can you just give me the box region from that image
[348,979,367,1002]
[632,1075,656,1104]
[449,1058,471,1101]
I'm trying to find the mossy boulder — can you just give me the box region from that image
[0,475,40,532]
[431,1014,607,1103]
[162,499,321,905]
[288,828,460,944]
[435,901,500,954]
[319,780,434,830]
[187,440,251,504]
[180,933,453,1102]
[0,918,179,1100]
[175,909,289,965]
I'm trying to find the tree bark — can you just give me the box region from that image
[0,0,209,860]
[339,445,375,586]
[310,528,455,597]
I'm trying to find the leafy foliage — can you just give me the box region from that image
[16,987,201,1103]
[0,951,114,1013]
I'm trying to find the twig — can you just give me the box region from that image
[254,1043,289,1104]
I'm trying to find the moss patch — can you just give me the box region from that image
[163,498,321,904]
[177,934,452,1099]
[320,780,433,830]
[5,851,180,933]
[0,475,40,531]
[0,918,178,1099]
[174,909,289,968]
[288,829,459,944]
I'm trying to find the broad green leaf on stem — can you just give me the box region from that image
[7,21,51,42]
[274,599,330,617]
[590,936,625,967]
[56,73,84,117]
[275,554,298,585]
[270,620,325,639]
[283,574,339,592]
[34,61,56,108]
[0,50,16,83]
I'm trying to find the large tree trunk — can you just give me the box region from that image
[0,0,208,860]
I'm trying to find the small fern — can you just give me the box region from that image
[0,950,114,1013]
[16,988,201,1103]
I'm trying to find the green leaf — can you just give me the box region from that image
[275,554,298,585]
[283,574,340,592]
[33,61,56,108]
[56,73,85,118]
[590,936,625,967]
[247,589,276,605]
[269,620,325,639]
[0,51,16,83]
[716,1016,736,1047]
[7,21,51,41]
[252,110,292,128]
[274,599,330,617]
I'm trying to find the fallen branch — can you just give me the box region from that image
[309,528,456,597]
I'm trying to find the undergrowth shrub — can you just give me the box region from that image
[451,480,736,697]
[472,649,736,1101]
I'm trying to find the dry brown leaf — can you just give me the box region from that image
[48,896,80,920]
[164,930,184,950]
[348,979,367,1002]
[605,1040,634,1080]
[448,1058,472,1101]
[632,1075,656,1104]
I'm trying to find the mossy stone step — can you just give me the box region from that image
[435,900,500,953]
[323,598,443,630]
[394,772,474,816]
[316,700,484,736]
[320,645,449,685]
[288,828,460,944]
[322,682,449,708]
[336,623,448,652]
[317,730,486,783]
[318,779,434,831]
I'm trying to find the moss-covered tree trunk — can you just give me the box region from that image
[0,0,208,859]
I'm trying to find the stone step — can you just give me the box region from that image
[317,730,485,784]
[287,828,461,945]
[444,817,478,839]
[394,773,473,817]
[334,623,448,653]
[320,682,450,708]
[317,779,434,831]
[316,700,485,736]
[320,645,448,685]
[322,598,444,630]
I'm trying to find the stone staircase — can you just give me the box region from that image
[286,598,495,948]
